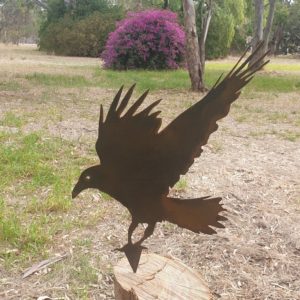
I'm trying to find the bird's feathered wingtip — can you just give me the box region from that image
[103,82,162,121]
[224,42,269,82]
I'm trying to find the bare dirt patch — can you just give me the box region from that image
[0,45,299,300]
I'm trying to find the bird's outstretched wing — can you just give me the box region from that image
[158,45,269,188]
[96,84,162,176]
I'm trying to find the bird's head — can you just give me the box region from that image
[72,165,102,199]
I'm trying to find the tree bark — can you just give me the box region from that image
[249,0,275,68]
[249,0,264,68]
[199,0,212,75]
[271,25,284,55]
[263,0,276,53]
[182,0,204,91]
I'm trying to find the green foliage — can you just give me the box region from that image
[206,4,235,59]
[44,0,111,21]
[231,0,300,55]
[38,1,123,57]
[45,0,66,22]
[115,0,182,10]
[195,0,247,58]
[71,0,112,18]
[226,0,245,24]
[227,0,251,52]
[273,0,289,27]
[282,0,300,54]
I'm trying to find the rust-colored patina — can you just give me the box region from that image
[72,45,269,272]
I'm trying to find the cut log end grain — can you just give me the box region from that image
[114,253,211,300]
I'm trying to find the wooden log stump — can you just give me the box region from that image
[114,253,211,300]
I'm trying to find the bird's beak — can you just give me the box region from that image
[72,182,83,199]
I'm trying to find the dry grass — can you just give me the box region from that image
[0,44,299,299]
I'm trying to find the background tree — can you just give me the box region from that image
[0,0,42,44]
[249,0,276,67]
[271,0,300,55]
[182,0,204,91]
[285,0,300,54]
[205,0,246,59]
[1,0,297,67]
[263,0,276,52]
[270,0,289,55]
[182,0,247,91]
[102,9,185,70]
[38,0,123,56]
[32,0,47,9]
[196,0,212,74]
[115,0,182,11]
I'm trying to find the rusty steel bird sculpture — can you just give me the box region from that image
[72,45,269,272]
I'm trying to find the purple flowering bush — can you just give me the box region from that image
[102,9,185,70]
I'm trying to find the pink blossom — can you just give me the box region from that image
[102,9,185,70]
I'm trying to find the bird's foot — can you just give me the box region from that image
[114,243,147,273]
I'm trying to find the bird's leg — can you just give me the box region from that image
[114,218,138,252]
[115,218,147,272]
[128,218,138,245]
[115,220,155,273]
[136,222,156,245]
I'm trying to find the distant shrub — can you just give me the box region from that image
[102,10,185,70]
[39,10,123,57]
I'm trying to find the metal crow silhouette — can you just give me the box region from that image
[72,45,269,272]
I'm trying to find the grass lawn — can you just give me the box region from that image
[15,60,300,93]
[0,44,299,299]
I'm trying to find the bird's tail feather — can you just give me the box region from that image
[162,196,227,234]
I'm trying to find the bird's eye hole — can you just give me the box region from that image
[86,175,91,181]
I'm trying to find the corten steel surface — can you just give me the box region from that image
[72,45,269,272]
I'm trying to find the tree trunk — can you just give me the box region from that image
[249,0,275,68]
[249,0,264,68]
[275,26,284,55]
[163,0,169,9]
[199,0,212,75]
[269,25,284,56]
[182,0,204,91]
[263,0,276,53]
